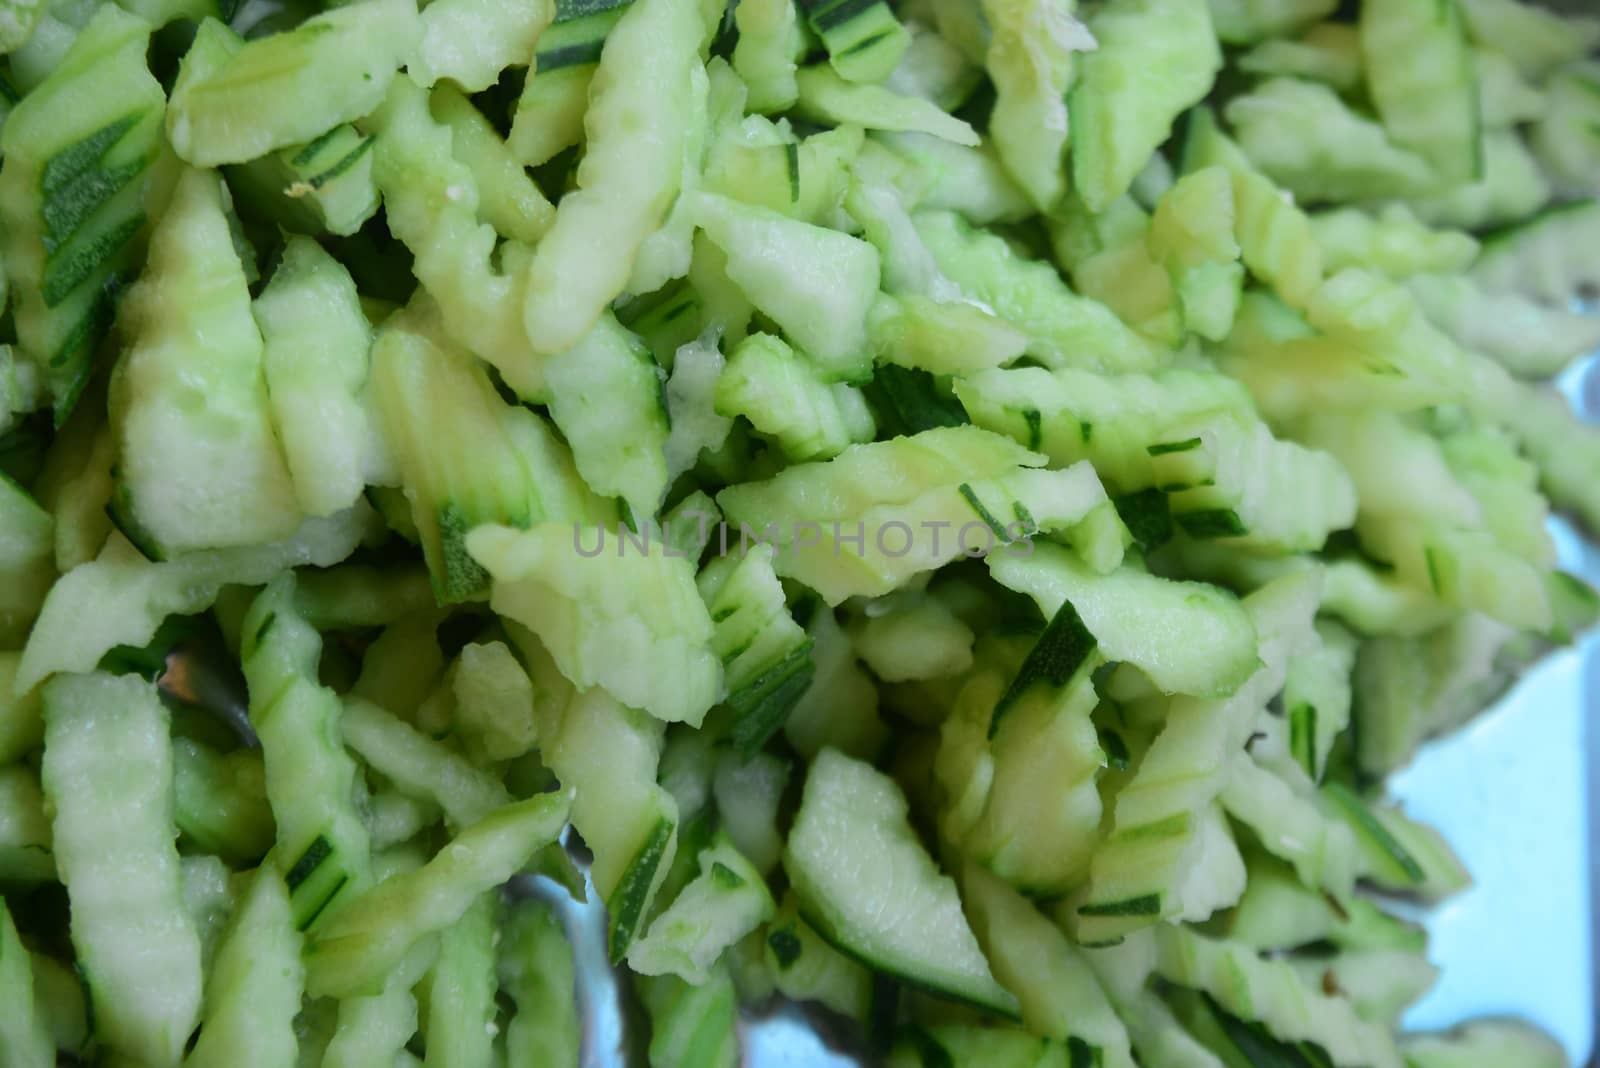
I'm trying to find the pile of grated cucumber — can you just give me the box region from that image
[1,0,1599,1063]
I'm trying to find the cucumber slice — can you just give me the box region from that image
[784,748,1019,1016]
[109,166,301,557]
[0,4,167,417]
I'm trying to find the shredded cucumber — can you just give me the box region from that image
[0,0,1591,1060]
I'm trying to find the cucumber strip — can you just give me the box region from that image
[1458,0,1600,80]
[799,0,908,85]
[528,679,680,961]
[450,640,539,764]
[784,748,1018,1016]
[1531,60,1600,197]
[627,831,776,983]
[964,865,1136,1067]
[638,965,741,1068]
[784,603,888,761]
[363,76,538,397]
[1311,206,1479,280]
[1472,199,1600,306]
[0,654,42,763]
[1067,207,1185,350]
[0,764,52,884]
[1321,784,1470,899]
[797,64,976,147]
[420,893,496,1068]
[712,749,789,874]
[0,473,52,649]
[732,0,803,113]
[543,313,671,522]
[430,86,555,246]
[472,523,720,726]
[110,166,300,556]
[714,331,875,462]
[1404,1021,1567,1068]
[321,939,436,1068]
[1475,47,1545,128]
[664,330,735,479]
[694,191,880,382]
[869,292,1028,376]
[699,545,815,756]
[0,901,53,1068]
[171,737,275,866]
[168,0,420,166]
[1281,618,1355,781]
[15,504,368,703]
[0,4,168,417]
[1360,0,1480,184]
[1225,78,1433,205]
[412,0,554,92]
[1219,754,1359,896]
[1073,573,1317,942]
[718,428,1121,604]
[1153,926,1403,1068]
[709,120,862,226]
[854,594,973,682]
[765,893,873,1021]
[1237,22,1362,92]
[500,898,580,1068]
[1148,167,1244,342]
[990,542,1257,698]
[938,626,1104,893]
[185,865,303,1068]
[888,1024,1099,1067]
[1151,416,1357,553]
[341,696,511,828]
[304,790,570,997]
[1497,382,1600,539]
[41,672,201,1068]
[349,608,449,721]
[628,58,714,296]
[242,576,373,931]
[255,236,385,518]
[1290,949,1437,1026]
[225,124,380,238]
[1207,0,1334,45]
[521,0,702,355]
[915,210,1160,372]
[369,304,590,603]
[979,0,1090,214]
[1404,129,1549,231]
[1069,0,1221,212]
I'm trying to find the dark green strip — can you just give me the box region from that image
[1066,1037,1097,1068]
[710,861,745,889]
[1022,408,1042,451]
[1079,420,1093,444]
[958,483,1008,541]
[990,598,1096,736]
[1147,436,1202,456]
[40,113,142,195]
[1290,702,1316,779]
[290,125,348,167]
[784,141,800,204]
[837,28,894,57]
[607,817,675,962]
[1113,488,1172,553]
[285,835,332,890]
[41,213,143,307]
[42,158,143,252]
[1175,508,1247,540]
[537,39,607,71]
[808,0,884,35]
[1078,893,1161,918]
[728,639,816,758]
[1424,546,1443,594]
[868,364,968,434]
[308,136,375,188]
[1116,811,1190,841]
[297,873,350,931]
[1323,782,1425,883]
[902,1026,954,1068]
[1207,995,1332,1068]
